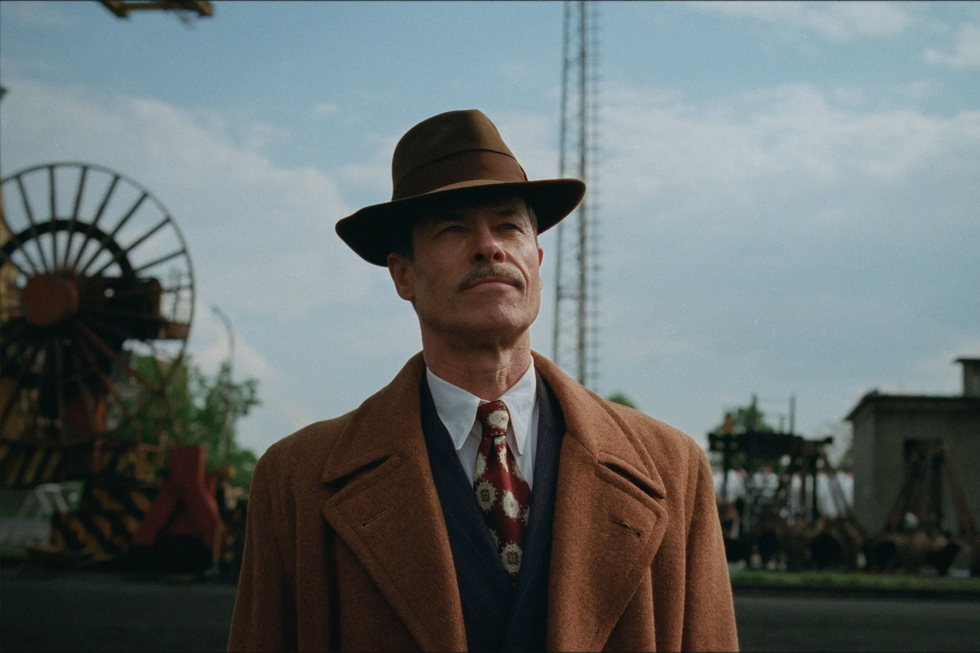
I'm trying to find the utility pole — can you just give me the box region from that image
[553,0,600,389]
[211,305,234,466]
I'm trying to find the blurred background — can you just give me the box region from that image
[1,1,978,651]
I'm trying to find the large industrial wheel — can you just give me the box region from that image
[1,162,194,446]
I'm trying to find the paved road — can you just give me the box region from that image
[2,567,979,651]
[1,567,236,652]
[735,590,980,652]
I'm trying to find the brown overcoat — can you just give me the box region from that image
[228,352,738,652]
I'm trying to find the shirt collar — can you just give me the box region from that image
[425,362,537,455]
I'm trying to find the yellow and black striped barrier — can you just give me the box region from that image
[48,481,159,561]
[0,440,154,488]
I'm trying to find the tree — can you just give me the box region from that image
[708,399,780,472]
[712,403,775,436]
[113,355,260,486]
[606,392,638,409]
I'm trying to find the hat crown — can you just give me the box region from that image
[335,108,585,266]
[391,110,517,193]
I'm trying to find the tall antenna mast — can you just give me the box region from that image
[553,0,600,389]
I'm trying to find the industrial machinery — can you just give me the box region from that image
[0,162,239,571]
[1,162,194,450]
[710,422,865,571]
[760,437,866,571]
[866,439,980,576]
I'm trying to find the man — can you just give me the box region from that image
[229,110,738,652]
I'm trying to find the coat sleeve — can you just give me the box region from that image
[681,443,739,652]
[228,447,299,652]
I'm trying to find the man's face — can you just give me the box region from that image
[387,194,544,346]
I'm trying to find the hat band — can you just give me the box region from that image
[392,149,528,201]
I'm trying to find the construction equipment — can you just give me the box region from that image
[710,421,866,571]
[761,437,866,571]
[866,439,980,576]
[0,162,225,570]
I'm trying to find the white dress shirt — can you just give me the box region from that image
[425,362,539,490]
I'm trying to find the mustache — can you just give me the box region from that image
[457,264,524,291]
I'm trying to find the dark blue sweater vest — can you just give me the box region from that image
[419,372,565,652]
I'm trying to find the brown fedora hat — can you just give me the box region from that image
[335,109,586,266]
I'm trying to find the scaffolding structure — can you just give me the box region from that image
[552,0,601,389]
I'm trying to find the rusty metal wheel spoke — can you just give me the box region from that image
[13,175,51,272]
[0,248,33,278]
[61,164,89,269]
[76,191,148,277]
[90,216,171,279]
[75,322,158,396]
[70,331,139,427]
[1,218,43,277]
[47,165,60,269]
[69,173,119,271]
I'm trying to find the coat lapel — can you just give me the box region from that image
[320,354,467,652]
[533,354,670,652]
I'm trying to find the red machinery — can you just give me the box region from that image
[133,445,227,571]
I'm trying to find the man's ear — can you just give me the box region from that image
[387,252,416,302]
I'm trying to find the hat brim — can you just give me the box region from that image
[335,178,586,266]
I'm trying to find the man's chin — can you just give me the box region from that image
[441,314,535,345]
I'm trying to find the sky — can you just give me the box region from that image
[1,1,978,460]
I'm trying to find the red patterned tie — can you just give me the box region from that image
[474,400,531,581]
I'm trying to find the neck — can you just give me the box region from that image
[421,330,533,400]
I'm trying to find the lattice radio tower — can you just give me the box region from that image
[553,0,600,389]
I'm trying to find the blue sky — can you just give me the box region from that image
[2,1,978,458]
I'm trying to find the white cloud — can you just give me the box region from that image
[924,23,980,70]
[598,82,980,218]
[335,132,398,197]
[692,1,913,41]
[242,122,291,152]
[190,302,278,383]
[493,110,560,182]
[282,400,318,433]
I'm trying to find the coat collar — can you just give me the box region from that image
[320,352,670,652]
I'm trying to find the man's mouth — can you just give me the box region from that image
[458,266,523,291]
[466,277,514,289]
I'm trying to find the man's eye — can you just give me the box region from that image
[439,225,464,235]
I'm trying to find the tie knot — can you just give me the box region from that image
[477,400,510,439]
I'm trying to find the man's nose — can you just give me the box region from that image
[472,227,505,263]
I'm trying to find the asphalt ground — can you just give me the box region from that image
[1,566,979,652]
